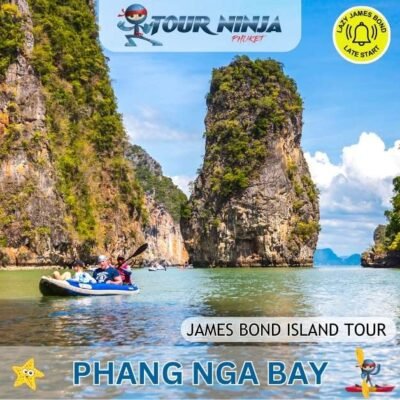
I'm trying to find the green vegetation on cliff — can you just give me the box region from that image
[182,56,320,267]
[361,180,400,268]
[384,176,400,250]
[364,177,400,259]
[29,0,145,243]
[204,56,304,198]
[127,145,187,222]
[1,0,145,256]
[0,3,24,77]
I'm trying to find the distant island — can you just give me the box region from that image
[314,249,361,266]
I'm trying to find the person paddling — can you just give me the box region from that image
[116,255,133,285]
[93,255,122,285]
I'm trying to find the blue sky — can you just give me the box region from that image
[101,0,400,255]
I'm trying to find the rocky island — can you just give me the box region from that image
[182,57,320,267]
[126,145,188,265]
[0,0,144,265]
[0,0,186,266]
[0,2,320,268]
[362,177,400,268]
[314,248,361,266]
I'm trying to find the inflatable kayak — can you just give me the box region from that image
[39,276,140,297]
[345,385,395,393]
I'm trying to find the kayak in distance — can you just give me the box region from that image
[148,264,167,271]
[345,385,395,393]
[39,276,140,297]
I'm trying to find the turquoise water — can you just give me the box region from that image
[0,266,399,398]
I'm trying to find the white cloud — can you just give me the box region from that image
[306,133,400,208]
[171,175,195,197]
[305,132,400,255]
[305,151,342,189]
[124,109,193,142]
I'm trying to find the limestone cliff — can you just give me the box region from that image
[362,178,400,268]
[182,56,320,267]
[143,195,188,264]
[0,0,145,264]
[361,225,400,267]
[127,145,188,264]
[0,0,69,264]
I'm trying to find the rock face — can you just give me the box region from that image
[0,0,145,264]
[127,145,162,177]
[361,225,400,268]
[143,195,188,264]
[362,250,400,268]
[0,0,70,264]
[182,57,320,267]
[362,178,400,268]
[127,145,188,264]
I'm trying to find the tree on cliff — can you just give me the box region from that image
[181,56,320,267]
[385,176,400,250]
[0,0,146,263]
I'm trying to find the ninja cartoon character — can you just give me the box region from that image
[360,359,381,387]
[117,4,162,47]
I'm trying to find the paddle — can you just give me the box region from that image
[125,243,149,263]
[362,379,370,399]
[355,348,370,399]
[356,347,364,368]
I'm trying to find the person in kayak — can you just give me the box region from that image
[116,255,133,285]
[93,255,122,285]
[53,260,96,284]
[360,359,381,387]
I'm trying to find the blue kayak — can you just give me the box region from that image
[39,276,140,297]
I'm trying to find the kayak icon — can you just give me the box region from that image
[345,348,395,398]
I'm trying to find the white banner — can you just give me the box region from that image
[98,0,301,52]
[181,317,396,343]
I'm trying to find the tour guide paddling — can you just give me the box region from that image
[116,255,133,284]
[93,255,122,285]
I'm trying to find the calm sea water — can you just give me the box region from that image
[0,266,399,399]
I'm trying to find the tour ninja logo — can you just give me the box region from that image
[118,4,163,46]
[117,3,282,47]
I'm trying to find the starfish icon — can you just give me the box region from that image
[12,358,44,391]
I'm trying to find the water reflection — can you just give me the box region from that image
[202,268,316,317]
[0,268,400,346]
[0,268,399,398]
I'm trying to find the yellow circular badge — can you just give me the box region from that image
[333,6,391,64]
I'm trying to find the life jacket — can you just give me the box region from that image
[117,263,132,284]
